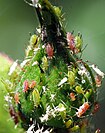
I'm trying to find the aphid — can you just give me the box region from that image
[29,80,36,89]
[32,89,40,107]
[58,103,66,119]
[70,92,76,101]
[67,32,75,52]
[30,34,38,47]
[23,80,29,92]
[8,60,18,76]
[68,71,75,86]
[84,89,92,99]
[58,77,67,86]
[76,102,90,117]
[45,43,54,59]
[24,0,38,7]
[65,119,73,128]
[95,129,101,133]
[9,105,19,125]
[91,64,105,78]
[42,56,48,71]
[95,75,102,87]
[75,86,84,94]
[14,93,20,104]
[92,102,100,114]
[74,33,83,52]
[70,125,79,132]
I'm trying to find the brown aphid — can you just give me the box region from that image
[14,93,20,104]
[45,43,54,59]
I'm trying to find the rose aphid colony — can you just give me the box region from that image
[4,0,104,133]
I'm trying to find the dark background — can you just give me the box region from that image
[0,0,105,132]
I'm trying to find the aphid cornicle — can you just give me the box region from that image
[45,43,54,59]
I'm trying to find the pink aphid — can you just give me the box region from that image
[76,102,90,117]
[95,129,101,133]
[29,80,36,89]
[45,43,54,59]
[92,102,100,114]
[23,80,29,92]
[67,32,75,52]
[95,75,102,87]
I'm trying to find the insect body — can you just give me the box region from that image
[32,89,40,107]
[74,33,83,52]
[45,43,54,59]
[70,92,76,101]
[23,80,29,92]
[67,32,75,52]
[95,129,101,133]
[92,102,100,114]
[14,93,20,104]
[95,75,102,87]
[76,102,90,117]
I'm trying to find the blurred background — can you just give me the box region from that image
[0,0,105,132]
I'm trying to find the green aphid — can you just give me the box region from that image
[65,119,73,128]
[30,34,38,47]
[70,125,80,132]
[75,86,84,94]
[58,103,66,119]
[84,89,92,99]
[68,71,75,86]
[54,6,61,18]
[32,89,40,107]
[75,33,83,51]
[41,56,48,71]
